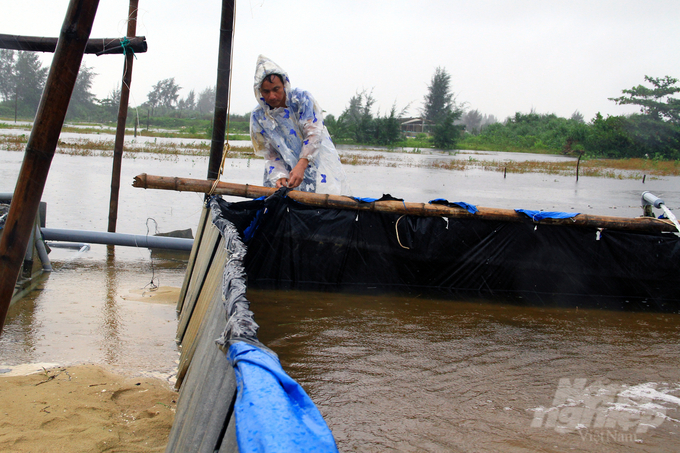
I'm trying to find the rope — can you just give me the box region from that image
[143,217,160,291]
[119,36,137,59]
[395,215,410,249]
[209,142,232,196]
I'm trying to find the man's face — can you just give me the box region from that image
[260,76,286,109]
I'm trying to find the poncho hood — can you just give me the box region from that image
[253,55,292,113]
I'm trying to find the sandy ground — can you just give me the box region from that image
[0,273,184,453]
[0,365,177,453]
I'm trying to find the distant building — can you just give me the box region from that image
[400,117,434,136]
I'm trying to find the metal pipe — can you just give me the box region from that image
[34,223,52,272]
[24,220,35,263]
[41,228,193,251]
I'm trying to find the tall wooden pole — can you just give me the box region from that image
[107,0,139,233]
[207,0,235,181]
[0,0,100,333]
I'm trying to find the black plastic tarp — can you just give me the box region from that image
[210,191,680,312]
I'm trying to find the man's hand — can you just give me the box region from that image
[286,158,309,189]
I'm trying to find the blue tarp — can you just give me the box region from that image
[429,198,479,214]
[227,341,338,453]
[515,209,580,221]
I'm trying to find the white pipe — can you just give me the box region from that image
[642,191,664,209]
[41,228,194,251]
[34,223,52,272]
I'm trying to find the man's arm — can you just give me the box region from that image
[284,158,308,188]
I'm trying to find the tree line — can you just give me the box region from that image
[0,50,242,130]
[1,49,678,159]
[463,76,680,160]
[328,69,680,160]
[325,67,498,149]
[0,49,123,122]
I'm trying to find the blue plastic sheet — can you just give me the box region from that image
[227,341,338,453]
[429,198,478,214]
[353,197,378,203]
[515,209,580,221]
[353,194,404,204]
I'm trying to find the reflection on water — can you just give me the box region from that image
[103,246,122,364]
[251,289,680,452]
[0,246,184,377]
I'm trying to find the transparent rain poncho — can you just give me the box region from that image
[250,55,351,195]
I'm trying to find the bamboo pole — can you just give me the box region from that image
[0,34,147,55]
[0,0,100,333]
[207,0,236,181]
[107,0,139,233]
[132,173,679,234]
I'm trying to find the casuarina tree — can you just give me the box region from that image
[0,51,48,116]
[423,67,464,149]
[0,50,16,102]
[66,64,98,120]
[422,67,454,124]
[432,110,464,150]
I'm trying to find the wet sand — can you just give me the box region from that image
[0,365,176,453]
[0,250,185,452]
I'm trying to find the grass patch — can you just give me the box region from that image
[428,157,675,179]
[2,131,679,179]
[340,154,386,166]
[1,120,249,141]
[0,134,255,158]
[457,140,563,155]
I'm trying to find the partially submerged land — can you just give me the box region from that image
[1,127,679,180]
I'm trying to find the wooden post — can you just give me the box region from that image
[207,0,235,181]
[0,0,100,333]
[13,84,18,123]
[107,0,139,233]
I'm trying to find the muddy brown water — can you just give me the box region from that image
[1,143,680,451]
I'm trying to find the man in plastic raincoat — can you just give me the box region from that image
[250,55,350,195]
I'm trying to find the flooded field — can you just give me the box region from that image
[1,135,680,451]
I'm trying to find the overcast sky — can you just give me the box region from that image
[3,0,679,122]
